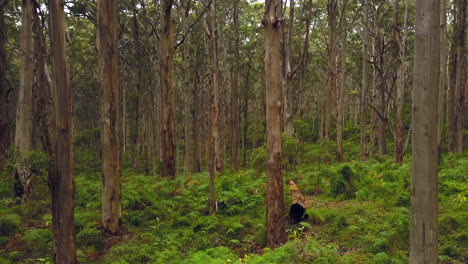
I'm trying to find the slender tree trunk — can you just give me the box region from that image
[393,0,406,163]
[131,5,141,171]
[49,0,77,261]
[452,0,466,153]
[231,0,240,171]
[15,0,34,200]
[326,0,337,141]
[97,0,122,234]
[283,0,295,136]
[438,0,447,157]
[369,34,378,159]
[160,0,176,178]
[242,62,251,168]
[218,51,227,175]
[263,0,286,248]
[336,6,346,163]
[32,1,53,165]
[208,0,219,214]
[447,5,456,151]
[359,0,369,160]
[410,0,440,262]
[183,0,195,173]
[376,36,386,156]
[193,50,202,172]
[319,95,324,141]
[0,0,9,170]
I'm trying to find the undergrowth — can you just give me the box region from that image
[0,145,466,263]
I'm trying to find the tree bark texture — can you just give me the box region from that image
[242,61,251,168]
[438,0,447,157]
[376,34,387,156]
[336,5,346,163]
[15,0,34,200]
[263,0,286,248]
[360,0,369,160]
[160,0,176,178]
[97,0,122,234]
[283,0,295,136]
[49,0,77,261]
[411,0,440,262]
[0,0,9,170]
[326,0,337,141]
[183,0,195,174]
[231,0,240,172]
[393,0,406,163]
[208,0,219,214]
[450,0,466,153]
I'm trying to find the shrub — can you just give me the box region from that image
[22,228,53,254]
[0,214,21,237]
[306,209,325,225]
[282,134,299,169]
[184,246,237,264]
[356,187,373,201]
[330,165,357,199]
[77,222,102,248]
[250,146,267,171]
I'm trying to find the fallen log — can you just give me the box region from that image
[287,179,308,225]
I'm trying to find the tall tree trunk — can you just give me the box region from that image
[32,0,53,164]
[160,0,176,178]
[283,0,295,136]
[336,5,346,163]
[359,0,369,160]
[193,49,202,172]
[263,0,286,248]
[208,0,219,214]
[242,61,251,168]
[438,0,447,157]
[15,0,34,200]
[0,0,9,170]
[326,0,337,141]
[393,0,406,163]
[97,0,122,234]
[231,0,240,171]
[410,0,440,262]
[131,5,141,171]
[376,35,387,156]
[183,0,195,173]
[451,0,467,153]
[49,0,77,261]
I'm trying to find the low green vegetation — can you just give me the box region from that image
[0,139,467,263]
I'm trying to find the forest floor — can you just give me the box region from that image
[0,148,467,264]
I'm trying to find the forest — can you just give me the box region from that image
[0,0,467,263]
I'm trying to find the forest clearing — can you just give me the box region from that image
[0,0,467,263]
